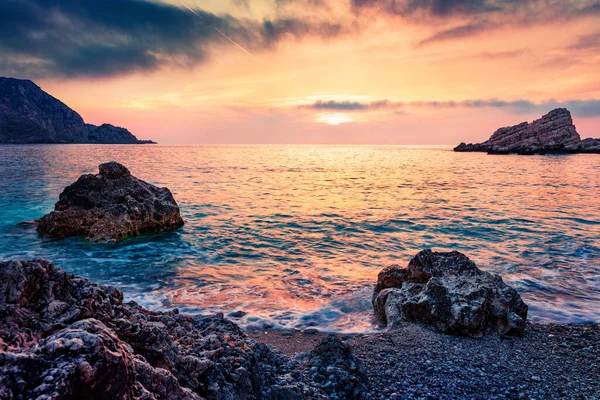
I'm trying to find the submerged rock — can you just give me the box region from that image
[0,259,370,399]
[36,162,184,242]
[372,249,528,337]
[454,108,600,154]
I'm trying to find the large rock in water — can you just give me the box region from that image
[37,162,184,242]
[0,259,370,399]
[0,77,155,144]
[454,108,600,154]
[372,250,528,337]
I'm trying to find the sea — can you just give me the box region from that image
[1,144,599,332]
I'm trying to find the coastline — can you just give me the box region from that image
[249,323,600,399]
[1,258,599,399]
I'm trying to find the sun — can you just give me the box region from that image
[316,113,354,125]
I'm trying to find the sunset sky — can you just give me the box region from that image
[1,0,600,143]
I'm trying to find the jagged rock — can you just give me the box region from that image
[295,334,371,400]
[0,77,155,144]
[372,250,528,337]
[0,259,370,399]
[579,138,600,153]
[454,108,600,154]
[36,162,184,242]
[0,318,201,400]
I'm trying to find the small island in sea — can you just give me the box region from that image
[0,77,156,144]
[454,108,600,155]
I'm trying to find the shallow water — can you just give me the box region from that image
[1,144,599,332]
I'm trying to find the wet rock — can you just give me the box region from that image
[36,162,184,242]
[372,249,528,337]
[0,259,368,399]
[295,334,371,399]
[454,108,600,154]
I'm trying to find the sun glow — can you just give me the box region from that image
[316,113,354,125]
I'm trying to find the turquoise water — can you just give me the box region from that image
[1,144,599,332]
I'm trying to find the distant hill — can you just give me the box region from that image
[0,77,155,144]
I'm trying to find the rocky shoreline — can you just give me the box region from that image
[1,258,599,399]
[0,259,369,399]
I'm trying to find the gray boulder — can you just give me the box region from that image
[37,162,184,242]
[372,250,528,337]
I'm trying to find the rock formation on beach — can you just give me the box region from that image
[37,162,184,242]
[454,108,600,154]
[0,259,370,399]
[372,249,528,337]
[0,77,155,144]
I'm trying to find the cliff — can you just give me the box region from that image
[0,77,155,144]
[454,108,599,154]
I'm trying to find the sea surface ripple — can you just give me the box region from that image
[1,145,599,332]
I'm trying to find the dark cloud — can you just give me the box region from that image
[302,98,600,117]
[417,22,492,46]
[351,0,600,46]
[303,100,396,111]
[0,0,341,78]
[352,0,500,17]
[262,19,342,42]
[568,32,600,50]
[352,0,600,18]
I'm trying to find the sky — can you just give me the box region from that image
[1,0,600,144]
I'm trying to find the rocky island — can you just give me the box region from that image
[0,77,155,144]
[454,108,600,154]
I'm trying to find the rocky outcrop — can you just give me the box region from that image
[0,259,370,399]
[454,108,600,154]
[86,123,156,144]
[37,162,184,242]
[295,335,370,400]
[372,249,528,337]
[0,77,155,144]
[579,138,600,153]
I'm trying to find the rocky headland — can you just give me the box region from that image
[454,108,600,154]
[37,162,184,242]
[0,77,155,144]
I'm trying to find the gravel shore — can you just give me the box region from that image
[249,322,600,399]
